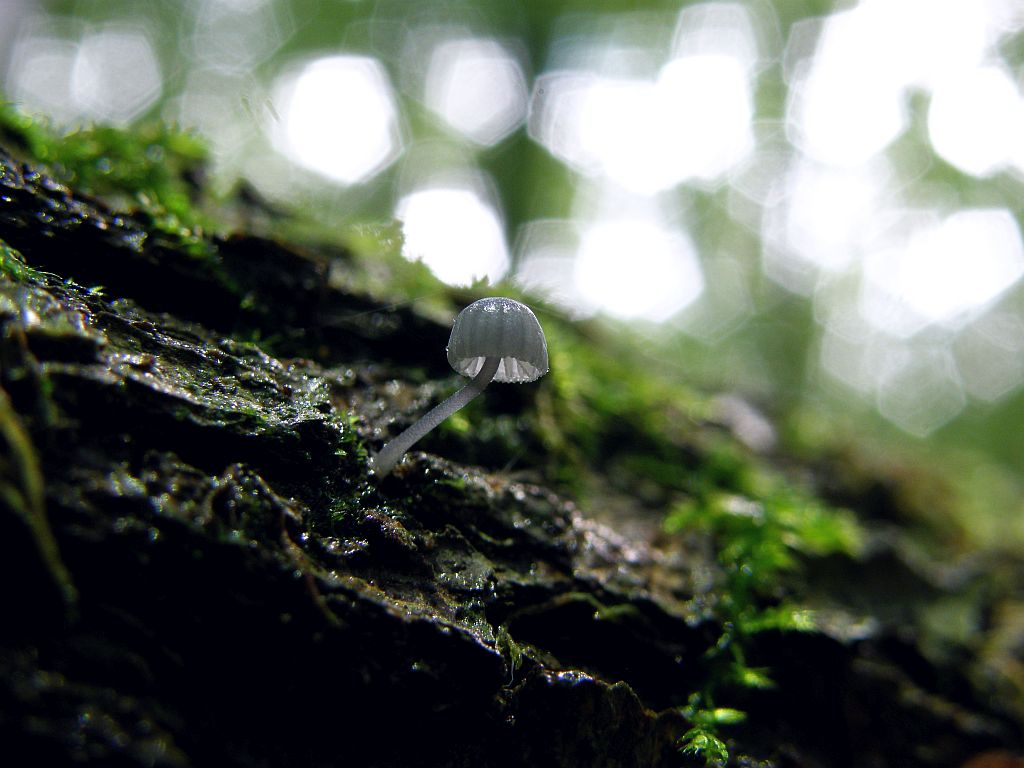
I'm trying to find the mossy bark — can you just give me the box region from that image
[0,142,1020,768]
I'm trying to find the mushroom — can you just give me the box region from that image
[370,297,548,477]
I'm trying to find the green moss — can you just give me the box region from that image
[1,103,206,216]
[0,239,44,283]
[526,317,711,493]
[664,470,865,756]
[679,693,746,766]
[666,486,863,599]
[0,103,216,262]
[286,217,462,328]
[680,726,729,767]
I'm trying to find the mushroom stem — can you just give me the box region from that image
[370,355,501,477]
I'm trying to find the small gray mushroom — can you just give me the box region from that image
[370,297,548,477]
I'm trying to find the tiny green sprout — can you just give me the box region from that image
[370,297,548,477]
[680,693,745,766]
[495,624,524,684]
[680,727,730,766]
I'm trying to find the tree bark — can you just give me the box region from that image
[0,144,1019,767]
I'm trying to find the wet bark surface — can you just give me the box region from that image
[1,146,1021,767]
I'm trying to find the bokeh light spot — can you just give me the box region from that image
[530,51,751,194]
[72,26,162,124]
[861,209,1024,336]
[953,310,1024,402]
[424,37,528,146]
[271,55,402,185]
[874,345,965,437]
[189,0,287,75]
[7,35,79,125]
[786,10,906,166]
[672,2,762,73]
[657,54,754,182]
[8,24,161,126]
[574,218,704,321]
[513,220,582,313]
[762,160,891,294]
[928,66,1024,177]
[396,187,509,286]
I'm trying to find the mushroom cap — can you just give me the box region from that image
[446,297,549,383]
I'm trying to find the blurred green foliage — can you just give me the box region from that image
[7,1,1023,484]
